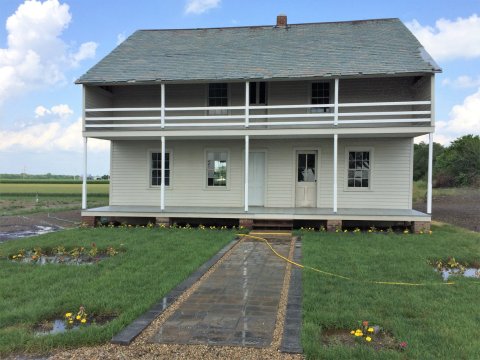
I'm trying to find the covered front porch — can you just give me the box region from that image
[81,205,431,232]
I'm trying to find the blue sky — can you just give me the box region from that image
[0,0,479,175]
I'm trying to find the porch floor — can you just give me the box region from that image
[82,205,430,222]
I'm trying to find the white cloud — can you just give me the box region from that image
[0,0,98,104]
[417,88,480,145]
[116,33,126,45]
[0,117,109,152]
[442,75,480,89]
[35,105,51,117]
[407,14,480,61]
[34,103,73,119]
[70,41,97,67]
[185,0,221,15]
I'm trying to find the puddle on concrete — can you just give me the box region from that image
[0,225,58,242]
[438,268,480,281]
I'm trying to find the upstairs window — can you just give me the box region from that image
[347,151,370,188]
[208,83,228,115]
[249,82,267,105]
[151,152,170,187]
[311,82,330,112]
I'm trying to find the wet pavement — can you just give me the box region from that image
[149,238,291,348]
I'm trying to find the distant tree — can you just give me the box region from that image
[434,135,480,187]
[101,174,110,180]
[413,142,444,181]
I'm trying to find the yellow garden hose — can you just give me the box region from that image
[239,233,455,287]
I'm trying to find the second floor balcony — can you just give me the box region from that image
[83,75,434,138]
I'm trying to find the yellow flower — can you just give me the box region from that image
[355,330,363,337]
[65,312,72,318]
[366,336,372,342]
[81,318,87,324]
[368,327,374,333]
[68,320,73,324]
[76,315,81,320]
[350,330,355,335]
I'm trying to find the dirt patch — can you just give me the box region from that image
[322,328,401,352]
[414,192,480,232]
[0,210,81,242]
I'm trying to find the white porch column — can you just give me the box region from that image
[427,132,433,214]
[334,78,339,126]
[161,136,166,211]
[245,81,250,127]
[333,134,338,213]
[161,83,165,128]
[430,75,435,126]
[244,135,249,212]
[82,137,88,210]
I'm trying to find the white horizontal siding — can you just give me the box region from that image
[110,137,413,210]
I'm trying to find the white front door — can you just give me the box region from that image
[248,152,265,206]
[295,151,317,207]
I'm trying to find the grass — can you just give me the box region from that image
[412,180,478,204]
[0,183,109,215]
[301,224,480,359]
[0,227,234,356]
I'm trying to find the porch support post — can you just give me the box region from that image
[161,83,165,128]
[334,78,339,126]
[244,135,249,212]
[161,136,166,211]
[427,132,433,214]
[333,134,338,213]
[82,137,87,210]
[245,81,250,127]
[430,75,435,126]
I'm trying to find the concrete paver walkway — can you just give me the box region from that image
[149,238,291,347]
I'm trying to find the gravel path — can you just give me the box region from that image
[48,236,303,360]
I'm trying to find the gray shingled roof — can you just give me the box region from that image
[76,18,441,84]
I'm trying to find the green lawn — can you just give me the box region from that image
[301,224,480,359]
[412,180,477,204]
[0,227,233,356]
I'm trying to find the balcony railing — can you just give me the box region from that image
[84,101,432,131]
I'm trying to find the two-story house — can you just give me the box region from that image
[77,15,440,231]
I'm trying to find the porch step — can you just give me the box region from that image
[252,219,293,231]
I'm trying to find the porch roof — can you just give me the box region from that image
[82,206,430,222]
[76,18,441,85]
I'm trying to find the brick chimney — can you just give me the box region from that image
[276,14,287,27]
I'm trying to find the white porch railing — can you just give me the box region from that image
[84,101,432,130]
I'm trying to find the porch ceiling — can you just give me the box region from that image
[82,206,430,222]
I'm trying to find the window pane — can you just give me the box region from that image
[249,82,256,104]
[349,160,355,169]
[362,179,369,187]
[354,179,361,187]
[259,82,266,104]
[307,154,315,169]
[349,152,355,161]
[298,169,305,182]
[348,179,354,187]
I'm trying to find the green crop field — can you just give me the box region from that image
[0,183,109,195]
[0,183,109,216]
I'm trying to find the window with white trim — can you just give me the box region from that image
[151,152,170,186]
[207,151,227,187]
[311,82,330,113]
[208,83,228,115]
[347,151,370,188]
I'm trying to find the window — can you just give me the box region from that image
[311,82,330,112]
[297,153,316,182]
[208,83,228,115]
[207,151,227,187]
[249,82,267,105]
[347,151,370,188]
[151,152,170,186]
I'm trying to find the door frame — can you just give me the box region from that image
[292,146,321,208]
[244,148,268,207]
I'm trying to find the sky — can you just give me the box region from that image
[0,0,479,176]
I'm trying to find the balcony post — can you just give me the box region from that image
[245,81,250,128]
[161,136,165,211]
[82,137,88,210]
[427,132,433,214]
[161,83,165,129]
[333,134,338,213]
[334,78,339,126]
[244,135,249,212]
[430,75,435,126]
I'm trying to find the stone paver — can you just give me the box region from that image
[149,238,291,348]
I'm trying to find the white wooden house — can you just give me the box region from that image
[77,16,440,231]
